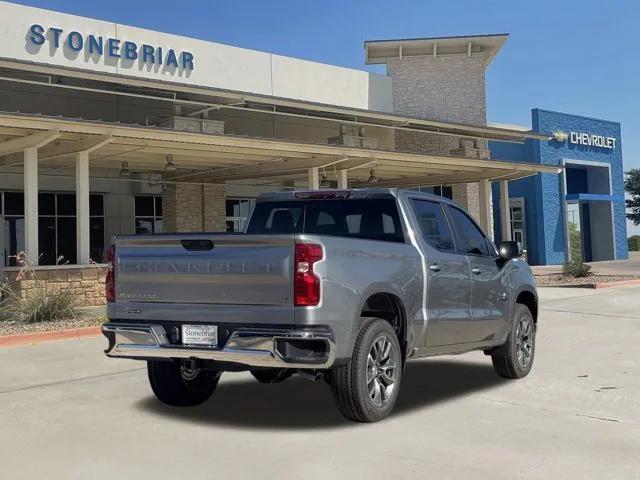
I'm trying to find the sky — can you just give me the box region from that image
[13,0,640,234]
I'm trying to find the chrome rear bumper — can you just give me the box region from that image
[102,323,335,369]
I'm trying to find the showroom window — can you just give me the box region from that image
[226,198,254,232]
[416,185,453,200]
[1,192,25,267]
[135,196,163,234]
[1,192,105,266]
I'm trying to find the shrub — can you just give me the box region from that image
[0,282,78,323]
[567,222,583,262]
[0,252,79,323]
[0,282,15,322]
[628,235,640,252]
[562,261,592,278]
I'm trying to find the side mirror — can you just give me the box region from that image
[499,241,523,260]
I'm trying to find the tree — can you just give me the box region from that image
[625,169,640,225]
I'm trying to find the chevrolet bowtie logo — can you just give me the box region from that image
[552,130,569,142]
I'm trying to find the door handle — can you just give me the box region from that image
[429,264,442,272]
[471,267,482,275]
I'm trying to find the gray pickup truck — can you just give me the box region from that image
[102,189,537,422]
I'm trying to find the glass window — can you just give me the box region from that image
[57,193,76,216]
[38,193,55,215]
[4,217,24,266]
[4,192,24,216]
[90,217,105,262]
[135,196,155,217]
[135,196,162,234]
[447,206,490,256]
[154,196,162,217]
[2,192,106,266]
[247,198,404,243]
[57,217,77,264]
[38,217,56,265]
[411,199,454,251]
[135,218,155,235]
[90,194,104,216]
[225,198,254,233]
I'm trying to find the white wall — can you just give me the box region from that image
[0,1,392,112]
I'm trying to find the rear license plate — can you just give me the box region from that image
[181,325,218,346]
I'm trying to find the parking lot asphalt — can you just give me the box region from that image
[1,286,638,480]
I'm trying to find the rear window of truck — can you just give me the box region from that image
[246,199,405,243]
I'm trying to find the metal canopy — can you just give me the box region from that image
[0,112,559,188]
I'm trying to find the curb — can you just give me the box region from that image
[0,326,102,348]
[592,279,640,289]
[539,279,640,289]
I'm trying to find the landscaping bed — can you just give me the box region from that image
[535,274,640,288]
[0,314,105,337]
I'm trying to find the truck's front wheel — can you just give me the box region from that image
[329,318,402,422]
[147,360,221,407]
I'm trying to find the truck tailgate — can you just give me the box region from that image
[111,234,294,324]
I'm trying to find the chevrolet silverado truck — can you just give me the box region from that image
[102,189,537,422]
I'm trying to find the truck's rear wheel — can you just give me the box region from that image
[147,360,221,407]
[329,318,402,422]
[491,304,536,379]
[250,368,294,384]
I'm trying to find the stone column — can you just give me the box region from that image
[203,183,226,232]
[385,53,490,222]
[162,182,226,233]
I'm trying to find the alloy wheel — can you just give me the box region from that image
[515,316,534,369]
[366,334,398,407]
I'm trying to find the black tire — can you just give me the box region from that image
[491,304,536,379]
[147,360,221,407]
[329,318,403,423]
[250,368,295,384]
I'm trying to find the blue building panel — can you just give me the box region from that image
[489,108,627,265]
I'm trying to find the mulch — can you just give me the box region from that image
[0,315,105,337]
[534,274,640,288]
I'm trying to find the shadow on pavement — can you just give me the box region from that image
[136,358,506,430]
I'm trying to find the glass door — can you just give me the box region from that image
[509,198,527,251]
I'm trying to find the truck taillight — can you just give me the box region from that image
[294,243,323,307]
[105,244,115,303]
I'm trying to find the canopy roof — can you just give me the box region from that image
[0,112,559,188]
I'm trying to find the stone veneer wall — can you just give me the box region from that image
[4,266,107,307]
[386,53,492,222]
[162,182,226,233]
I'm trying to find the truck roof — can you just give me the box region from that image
[256,188,460,207]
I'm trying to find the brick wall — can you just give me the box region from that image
[162,182,226,233]
[386,53,491,221]
[5,267,107,307]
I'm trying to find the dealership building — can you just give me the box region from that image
[0,1,628,305]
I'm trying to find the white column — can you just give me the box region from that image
[500,180,512,242]
[337,170,348,189]
[478,179,492,238]
[76,150,90,264]
[23,147,39,265]
[308,167,320,190]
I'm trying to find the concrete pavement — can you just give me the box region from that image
[0,286,638,480]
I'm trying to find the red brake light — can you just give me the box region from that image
[294,243,323,306]
[105,245,115,303]
[294,190,351,200]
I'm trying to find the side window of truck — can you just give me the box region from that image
[447,206,490,256]
[411,199,455,251]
